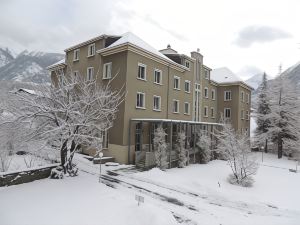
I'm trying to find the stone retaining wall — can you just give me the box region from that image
[0,164,59,187]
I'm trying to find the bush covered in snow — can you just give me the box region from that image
[215,121,259,187]
[176,131,188,168]
[153,125,168,170]
[196,130,211,164]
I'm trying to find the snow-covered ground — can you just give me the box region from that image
[0,153,299,225]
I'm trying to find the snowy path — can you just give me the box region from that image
[75,154,300,225]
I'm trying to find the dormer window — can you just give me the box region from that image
[73,49,80,61]
[88,43,95,57]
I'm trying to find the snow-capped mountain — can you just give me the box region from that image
[0,48,64,83]
[0,48,14,68]
[245,73,271,90]
[281,61,300,87]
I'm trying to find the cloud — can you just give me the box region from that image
[236,65,263,80]
[234,25,292,48]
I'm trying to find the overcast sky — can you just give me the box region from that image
[0,0,299,79]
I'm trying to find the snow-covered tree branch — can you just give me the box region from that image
[153,125,168,170]
[6,72,125,177]
[214,120,259,187]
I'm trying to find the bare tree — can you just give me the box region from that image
[6,73,124,177]
[215,121,259,187]
[153,125,168,170]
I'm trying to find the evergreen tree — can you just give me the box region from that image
[267,75,300,158]
[254,72,271,152]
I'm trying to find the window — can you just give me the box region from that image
[195,83,201,91]
[211,89,216,100]
[136,92,145,109]
[73,49,80,61]
[211,107,215,118]
[86,67,94,81]
[103,62,112,79]
[204,69,209,79]
[174,76,180,90]
[173,100,179,113]
[246,93,250,104]
[138,63,146,80]
[224,91,232,101]
[102,130,108,149]
[204,87,208,98]
[153,95,161,111]
[246,110,249,120]
[245,128,249,135]
[87,43,95,57]
[73,71,79,81]
[224,108,231,118]
[184,102,190,115]
[184,80,191,93]
[241,110,244,120]
[185,61,190,68]
[241,91,245,102]
[154,69,162,84]
[204,106,208,117]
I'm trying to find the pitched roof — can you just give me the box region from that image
[211,67,242,83]
[47,59,66,70]
[104,32,173,63]
[211,67,254,90]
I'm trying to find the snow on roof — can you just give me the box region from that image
[105,32,174,63]
[211,67,242,84]
[47,59,66,70]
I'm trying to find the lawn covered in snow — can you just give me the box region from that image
[0,152,299,225]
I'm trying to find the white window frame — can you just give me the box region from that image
[173,76,180,90]
[184,80,191,93]
[103,62,112,79]
[184,102,190,115]
[154,69,162,85]
[224,91,232,101]
[73,71,79,81]
[87,43,95,57]
[137,63,147,81]
[246,93,250,104]
[195,83,201,91]
[136,92,146,109]
[246,110,250,120]
[241,110,244,120]
[211,107,215,118]
[204,87,209,98]
[86,67,94,81]
[241,91,245,102]
[204,69,209,79]
[73,49,80,61]
[153,95,161,111]
[211,89,216,100]
[224,108,231,119]
[173,99,179,113]
[204,106,208,117]
[185,61,190,68]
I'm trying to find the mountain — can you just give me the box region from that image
[0,48,64,83]
[245,73,271,90]
[0,48,14,68]
[281,61,300,87]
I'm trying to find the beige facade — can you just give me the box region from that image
[48,32,252,165]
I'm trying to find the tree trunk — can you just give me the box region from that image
[278,134,283,159]
[264,139,268,153]
[60,139,68,173]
